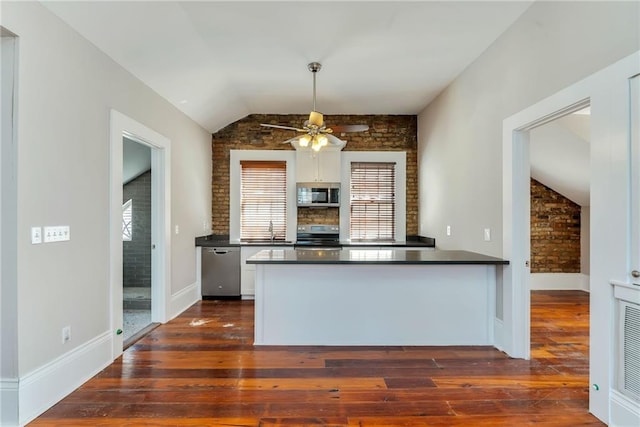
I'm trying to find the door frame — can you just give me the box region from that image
[109,110,171,359]
[1,29,19,427]
[502,97,590,360]
[502,50,640,423]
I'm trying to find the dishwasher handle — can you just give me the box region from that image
[206,248,238,255]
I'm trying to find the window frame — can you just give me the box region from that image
[349,161,397,241]
[239,160,287,241]
[122,198,133,241]
[229,150,296,242]
[340,151,406,243]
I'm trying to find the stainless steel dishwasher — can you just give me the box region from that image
[201,247,241,297]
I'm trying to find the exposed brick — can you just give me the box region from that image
[123,171,152,288]
[530,179,581,273]
[212,114,418,234]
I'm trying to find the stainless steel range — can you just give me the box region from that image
[294,224,341,248]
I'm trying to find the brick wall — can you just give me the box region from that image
[212,114,418,234]
[530,178,581,273]
[123,170,152,288]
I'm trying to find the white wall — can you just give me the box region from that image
[1,1,211,422]
[417,2,639,424]
[417,1,639,256]
[529,121,590,206]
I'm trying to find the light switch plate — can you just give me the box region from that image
[484,228,491,241]
[44,225,70,243]
[31,227,42,244]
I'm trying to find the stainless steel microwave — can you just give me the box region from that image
[297,183,340,207]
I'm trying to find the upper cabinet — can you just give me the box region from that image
[296,149,341,182]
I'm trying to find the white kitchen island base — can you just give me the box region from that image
[253,259,499,346]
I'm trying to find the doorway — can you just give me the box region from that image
[528,106,591,365]
[122,137,155,346]
[501,97,590,360]
[109,110,171,359]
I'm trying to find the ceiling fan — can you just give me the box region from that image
[260,62,369,151]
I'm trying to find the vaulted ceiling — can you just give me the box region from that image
[43,1,533,133]
[47,1,589,206]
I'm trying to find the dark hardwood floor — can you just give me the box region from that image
[30,290,601,426]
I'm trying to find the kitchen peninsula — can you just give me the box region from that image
[247,248,508,346]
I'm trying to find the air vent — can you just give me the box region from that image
[619,301,640,402]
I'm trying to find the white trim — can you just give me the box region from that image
[501,128,532,360]
[229,150,297,242]
[168,281,200,321]
[196,246,202,298]
[1,33,19,427]
[610,390,640,427]
[110,110,171,360]
[149,138,171,324]
[503,51,640,423]
[503,75,593,360]
[339,151,407,242]
[493,318,504,352]
[18,331,112,426]
[530,273,590,291]
[0,378,19,427]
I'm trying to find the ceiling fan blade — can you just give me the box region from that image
[281,136,302,145]
[260,123,306,132]
[330,124,369,133]
[325,133,346,146]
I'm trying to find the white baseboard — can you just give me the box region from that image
[611,390,640,427]
[19,330,112,426]
[6,282,199,426]
[530,273,590,291]
[168,281,200,321]
[493,317,504,353]
[1,378,19,427]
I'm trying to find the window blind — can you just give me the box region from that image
[350,162,396,241]
[240,161,287,240]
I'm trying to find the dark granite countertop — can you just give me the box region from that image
[246,248,508,265]
[344,236,435,247]
[195,235,294,247]
[195,235,436,248]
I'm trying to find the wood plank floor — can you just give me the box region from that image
[30,290,602,426]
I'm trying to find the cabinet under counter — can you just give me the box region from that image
[248,248,508,346]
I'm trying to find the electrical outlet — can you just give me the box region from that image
[62,326,71,344]
[175,225,179,235]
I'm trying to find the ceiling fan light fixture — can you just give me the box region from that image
[317,134,328,147]
[259,62,368,153]
[311,136,322,152]
[299,134,311,147]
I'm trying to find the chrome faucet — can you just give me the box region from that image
[268,220,274,242]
